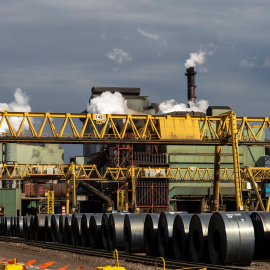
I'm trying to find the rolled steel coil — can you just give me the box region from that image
[250,211,270,259]
[51,214,61,242]
[124,213,147,253]
[157,212,181,258]
[34,214,47,241]
[101,213,111,250]
[108,213,127,251]
[5,216,12,236]
[144,213,160,256]
[208,212,255,266]
[17,216,24,238]
[44,214,53,242]
[71,213,83,246]
[172,214,193,260]
[10,216,16,237]
[23,216,32,240]
[188,213,212,263]
[0,216,3,235]
[59,214,70,244]
[89,214,103,249]
[64,215,73,244]
[80,213,93,247]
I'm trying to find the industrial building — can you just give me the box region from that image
[0,67,268,216]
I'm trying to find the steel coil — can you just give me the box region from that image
[5,216,12,236]
[208,212,254,266]
[172,214,193,260]
[108,213,127,251]
[250,211,270,259]
[124,213,147,253]
[34,214,47,241]
[157,212,181,258]
[0,216,3,235]
[101,213,111,250]
[144,213,160,256]
[188,213,212,263]
[64,215,73,244]
[80,213,93,247]
[23,216,32,240]
[51,214,61,242]
[17,216,24,238]
[89,214,103,249]
[71,213,83,246]
[10,216,17,237]
[45,214,53,242]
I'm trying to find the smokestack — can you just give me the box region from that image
[185,67,197,104]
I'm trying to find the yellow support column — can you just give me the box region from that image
[231,112,243,211]
[71,162,77,214]
[125,180,129,211]
[213,145,221,211]
[66,179,70,214]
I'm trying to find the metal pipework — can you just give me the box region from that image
[80,213,93,247]
[157,212,182,258]
[144,213,160,256]
[51,214,61,242]
[172,214,193,260]
[108,213,127,251]
[89,214,103,249]
[124,213,147,253]
[185,67,197,103]
[208,211,254,266]
[71,213,83,246]
[250,212,270,260]
[188,213,212,263]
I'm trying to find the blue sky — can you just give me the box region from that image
[1,1,269,160]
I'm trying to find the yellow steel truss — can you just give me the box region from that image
[0,110,269,145]
[46,191,54,214]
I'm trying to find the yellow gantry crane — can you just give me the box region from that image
[0,110,270,211]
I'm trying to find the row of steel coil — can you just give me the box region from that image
[0,211,269,266]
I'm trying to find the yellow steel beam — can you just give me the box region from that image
[0,110,270,145]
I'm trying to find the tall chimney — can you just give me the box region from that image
[185,67,197,104]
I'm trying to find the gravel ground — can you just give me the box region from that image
[1,241,270,270]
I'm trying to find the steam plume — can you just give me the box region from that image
[185,50,212,69]
[87,91,128,114]
[159,99,209,114]
[0,88,31,133]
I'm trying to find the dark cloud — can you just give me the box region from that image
[0,1,270,160]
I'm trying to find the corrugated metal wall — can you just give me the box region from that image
[0,189,21,216]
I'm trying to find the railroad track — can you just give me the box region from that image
[0,236,246,270]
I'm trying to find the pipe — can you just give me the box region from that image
[208,211,254,265]
[188,213,212,263]
[172,214,193,260]
[124,213,147,253]
[79,181,114,212]
[157,212,182,258]
[144,213,160,256]
[250,212,270,260]
[81,213,93,247]
[89,214,103,249]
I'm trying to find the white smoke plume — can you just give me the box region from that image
[87,91,128,114]
[185,50,213,69]
[159,99,209,114]
[0,88,31,133]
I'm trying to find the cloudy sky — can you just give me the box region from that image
[1,1,270,160]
